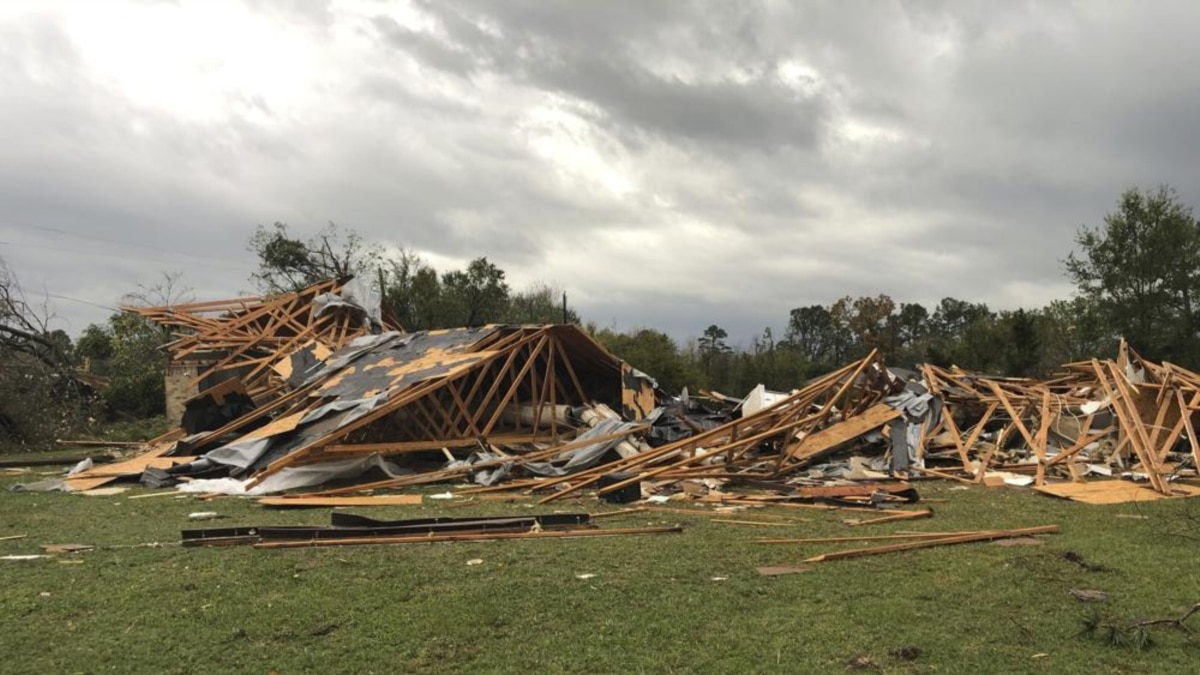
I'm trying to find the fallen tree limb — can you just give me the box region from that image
[1129,603,1200,633]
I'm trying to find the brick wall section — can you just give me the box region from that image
[165,363,201,426]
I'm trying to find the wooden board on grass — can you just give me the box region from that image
[1034,480,1200,505]
[258,495,424,508]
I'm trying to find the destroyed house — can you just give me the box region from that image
[163,323,657,491]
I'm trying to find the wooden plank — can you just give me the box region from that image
[804,525,1060,562]
[919,467,977,485]
[1099,361,1167,493]
[784,403,901,463]
[846,509,932,526]
[988,383,1038,449]
[1033,389,1053,486]
[792,483,913,498]
[939,412,971,469]
[757,530,1032,545]
[257,495,423,507]
[965,402,999,479]
[322,435,539,455]
[1178,390,1200,477]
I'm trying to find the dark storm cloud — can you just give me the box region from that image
[375,2,830,151]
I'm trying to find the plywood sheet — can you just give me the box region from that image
[1034,480,1200,504]
[65,454,197,491]
[257,495,424,507]
[786,403,901,463]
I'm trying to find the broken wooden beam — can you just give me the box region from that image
[803,525,1060,562]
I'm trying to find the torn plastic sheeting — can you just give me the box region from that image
[204,437,273,470]
[629,367,658,390]
[449,419,646,486]
[885,388,934,420]
[298,392,391,428]
[176,454,411,495]
[523,419,646,477]
[472,460,515,486]
[10,478,71,493]
[313,276,382,329]
[885,385,944,473]
[205,391,391,470]
[66,457,93,477]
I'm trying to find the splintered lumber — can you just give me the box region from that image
[125,278,406,396]
[557,352,898,502]
[917,468,976,485]
[644,506,803,521]
[710,519,809,527]
[257,495,424,507]
[789,483,915,500]
[846,509,933,526]
[588,507,647,519]
[253,525,683,549]
[110,290,1200,504]
[757,530,1018,545]
[803,525,1060,562]
[56,440,145,447]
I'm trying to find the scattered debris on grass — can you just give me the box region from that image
[182,511,681,549]
[845,654,882,670]
[1070,588,1110,602]
[993,536,1044,547]
[1062,550,1109,572]
[40,543,94,554]
[1076,603,1200,650]
[6,280,1193,576]
[889,645,922,661]
[187,511,223,521]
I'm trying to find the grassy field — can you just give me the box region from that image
[1,473,1198,674]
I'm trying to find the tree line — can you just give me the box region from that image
[0,185,1196,447]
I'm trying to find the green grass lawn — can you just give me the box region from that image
[1,476,1198,674]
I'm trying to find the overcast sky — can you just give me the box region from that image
[2,0,1198,347]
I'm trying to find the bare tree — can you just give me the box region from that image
[0,256,91,447]
[0,257,71,370]
[121,270,195,308]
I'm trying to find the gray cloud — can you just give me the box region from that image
[1,0,1198,347]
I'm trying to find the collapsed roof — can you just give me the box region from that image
[65,281,1200,506]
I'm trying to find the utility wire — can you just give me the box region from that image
[17,223,251,268]
[39,292,120,312]
[0,239,249,274]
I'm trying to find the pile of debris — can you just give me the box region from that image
[61,281,1200,506]
[916,341,1200,503]
[124,277,394,398]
